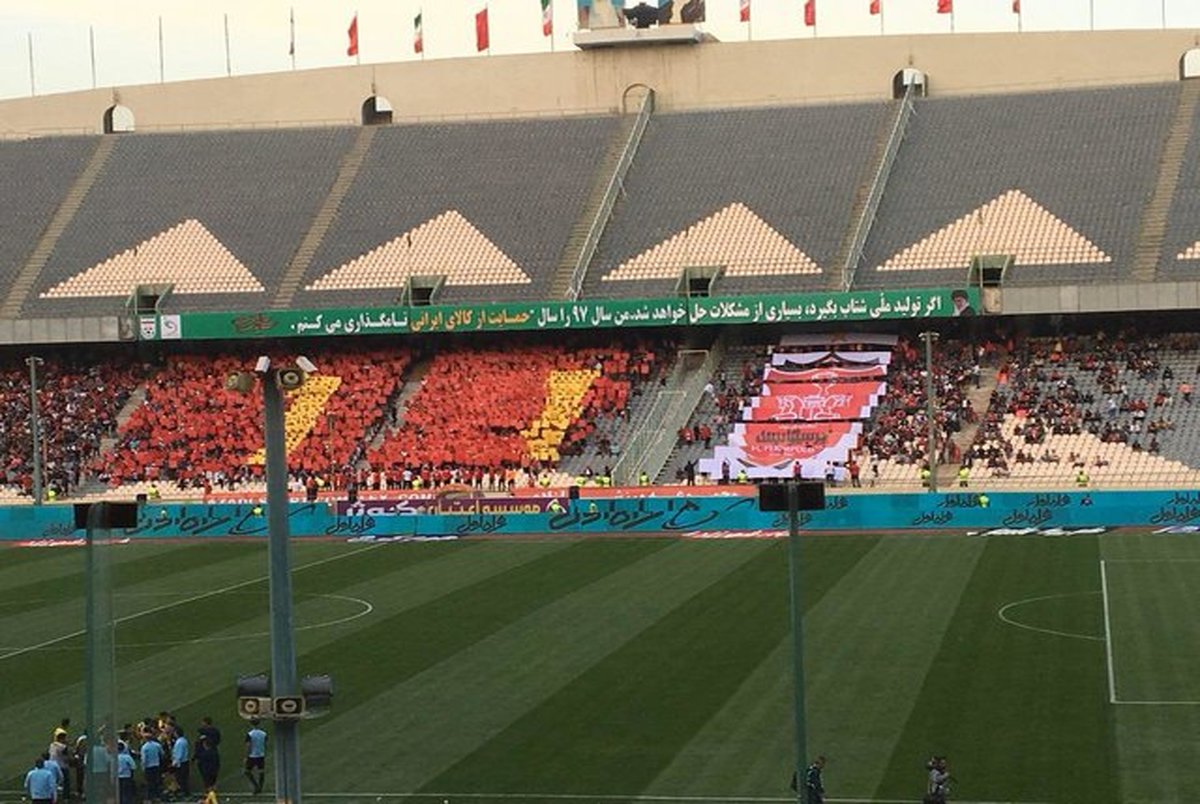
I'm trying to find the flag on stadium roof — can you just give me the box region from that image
[542,0,553,36]
[740,0,751,23]
[347,13,359,57]
[804,0,815,27]
[414,13,423,54]
[476,6,489,52]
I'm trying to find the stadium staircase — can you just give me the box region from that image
[936,365,999,489]
[557,88,654,300]
[831,88,914,292]
[1133,80,1200,282]
[273,126,377,309]
[0,136,115,318]
[613,332,725,486]
[367,354,433,450]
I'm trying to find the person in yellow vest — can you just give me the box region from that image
[46,487,58,503]
[977,493,990,509]
[1076,469,1090,488]
[957,466,970,488]
[735,469,749,484]
[638,471,650,486]
[547,499,565,514]
[539,474,551,489]
[251,505,264,517]
[412,474,423,490]
[587,501,599,514]
[920,467,932,488]
[148,483,161,500]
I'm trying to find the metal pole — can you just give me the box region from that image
[90,26,97,88]
[263,374,303,804]
[28,357,43,506]
[224,14,232,77]
[922,332,939,493]
[786,481,808,803]
[27,32,35,96]
[158,16,165,83]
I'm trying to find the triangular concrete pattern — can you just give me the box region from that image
[307,210,530,291]
[602,202,821,281]
[878,189,1111,271]
[42,219,264,298]
[1178,241,1200,260]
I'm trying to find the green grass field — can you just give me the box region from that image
[4,530,1200,803]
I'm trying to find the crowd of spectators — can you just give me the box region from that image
[969,331,1200,475]
[861,338,980,468]
[0,357,140,498]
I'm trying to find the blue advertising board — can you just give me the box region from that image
[3,489,1200,543]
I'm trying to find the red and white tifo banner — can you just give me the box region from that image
[771,350,893,367]
[698,421,863,479]
[745,381,885,421]
[763,364,887,383]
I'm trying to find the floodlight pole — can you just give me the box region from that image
[921,331,940,493]
[786,480,808,803]
[27,356,44,505]
[262,372,303,804]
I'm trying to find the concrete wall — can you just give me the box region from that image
[0,29,1196,137]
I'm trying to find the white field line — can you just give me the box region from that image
[1100,559,1118,704]
[0,542,383,662]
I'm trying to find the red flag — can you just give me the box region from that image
[1012,0,1020,11]
[475,7,489,52]
[870,0,880,14]
[937,0,952,12]
[804,0,815,26]
[346,14,358,56]
[740,0,750,22]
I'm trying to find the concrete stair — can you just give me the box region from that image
[368,355,433,450]
[936,365,999,488]
[1132,80,1200,281]
[546,116,637,300]
[828,99,902,291]
[273,126,377,309]
[0,136,117,318]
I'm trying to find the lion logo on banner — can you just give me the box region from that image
[773,386,852,421]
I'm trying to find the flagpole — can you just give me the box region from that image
[950,8,955,34]
[27,32,35,96]
[487,3,491,56]
[1017,7,1022,33]
[89,25,97,89]
[355,9,361,65]
[158,15,164,83]
[880,2,885,35]
[224,13,232,77]
[289,7,296,69]
[1089,0,1094,31]
[1162,0,1167,29]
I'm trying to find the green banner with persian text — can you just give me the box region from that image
[136,288,978,341]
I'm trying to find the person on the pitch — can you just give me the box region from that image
[25,757,57,804]
[140,729,164,801]
[790,755,826,804]
[244,719,268,795]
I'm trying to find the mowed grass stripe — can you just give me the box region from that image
[1103,535,1200,802]
[0,540,434,712]
[878,534,1117,804]
[0,542,266,618]
[646,535,985,800]
[162,539,668,771]
[420,538,873,797]
[0,539,564,784]
[299,540,774,794]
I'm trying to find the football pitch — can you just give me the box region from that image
[4,529,1200,803]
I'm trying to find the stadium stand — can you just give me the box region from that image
[103,348,410,491]
[968,333,1200,488]
[294,116,620,307]
[24,128,358,317]
[0,137,99,302]
[859,84,1179,288]
[586,103,890,298]
[0,356,141,499]
[365,341,665,485]
[1162,94,1200,279]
